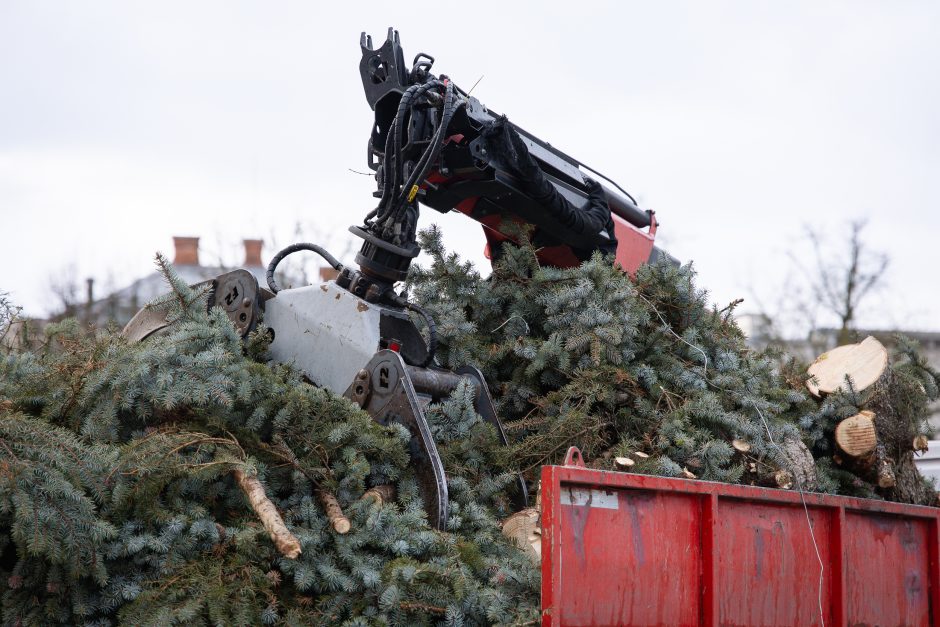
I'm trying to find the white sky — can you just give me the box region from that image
[1,1,938,332]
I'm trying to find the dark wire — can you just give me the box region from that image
[375,82,422,220]
[266,243,343,294]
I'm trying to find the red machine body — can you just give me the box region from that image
[541,448,940,627]
[453,196,659,274]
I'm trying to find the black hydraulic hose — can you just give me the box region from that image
[408,302,438,368]
[389,84,462,227]
[374,83,422,224]
[382,84,422,211]
[377,79,445,226]
[266,243,342,294]
[389,120,447,224]
[387,82,436,198]
[394,85,456,210]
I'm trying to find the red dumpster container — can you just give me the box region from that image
[541,447,940,627]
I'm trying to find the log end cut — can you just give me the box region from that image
[835,410,878,458]
[502,508,541,564]
[807,336,888,397]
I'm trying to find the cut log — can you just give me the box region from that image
[731,439,751,453]
[877,462,896,488]
[774,470,794,490]
[806,336,888,397]
[681,467,696,479]
[633,451,650,459]
[233,469,302,559]
[780,436,817,491]
[614,456,635,469]
[360,484,396,507]
[502,508,541,564]
[317,489,351,534]
[834,410,878,459]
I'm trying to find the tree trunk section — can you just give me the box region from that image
[233,468,302,559]
[862,370,935,505]
[502,508,541,563]
[317,489,351,534]
[780,435,817,491]
[360,484,396,507]
[807,336,888,397]
[834,411,878,460]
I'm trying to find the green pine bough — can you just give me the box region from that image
[1,231,938,625]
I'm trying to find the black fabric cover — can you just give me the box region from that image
[480,117,617,259]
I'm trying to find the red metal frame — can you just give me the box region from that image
[453,198,658,275]
[541,450,940,627]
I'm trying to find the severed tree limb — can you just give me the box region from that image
[233,468,302,559]
[779,436,817,491]
[872,443,896,489]
[614,456,635,470]
[360,484,396,507]
[317,489,351,534]
[399,601,447,615]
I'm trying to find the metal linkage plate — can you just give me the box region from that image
[345,350,449,529]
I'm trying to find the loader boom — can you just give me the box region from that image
[356,27,674,278]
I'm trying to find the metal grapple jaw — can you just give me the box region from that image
[345,351,527,529]
[123,269,526,530]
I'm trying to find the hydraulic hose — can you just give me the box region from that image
[266,243,343,294]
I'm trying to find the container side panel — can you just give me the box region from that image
[844,512,930,627]
[716,500,832,627]
[542,467,940,627]
[556,485,701,626]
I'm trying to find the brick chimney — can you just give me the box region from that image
[173,236,200,266]
[319,267,340,282]
[243,239,263,267]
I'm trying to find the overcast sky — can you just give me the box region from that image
[1,1,938,333]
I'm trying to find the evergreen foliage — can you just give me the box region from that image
[2,234,938,625]
[408,227,809,484]
[0,254,538,626]
[407,227,938,497]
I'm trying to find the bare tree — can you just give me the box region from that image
[798,220,889,346]
[746,219,890,353]
[46,263,81,319]
[0,290,22,348]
